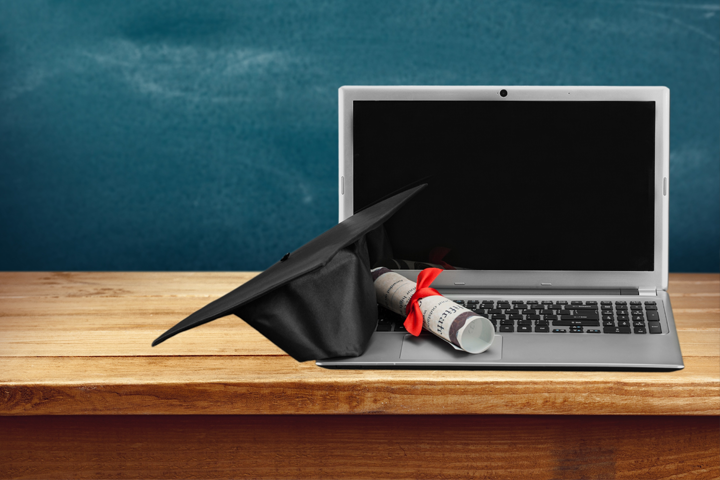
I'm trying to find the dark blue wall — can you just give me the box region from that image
[1,0,718,272]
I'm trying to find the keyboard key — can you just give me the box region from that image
[560,314,599,320]
[526,315,541,320]
[395,324,406,332]
[518,320,532,325]
[492,314,507,320]
[509,314,524,320]
[540,309,555,315]
[505,309,520,314]
[587,329,601,333]
[586,301,598,306]
[535,325,549,332]
[554,320,600,326]
[603,321,615,327]
[500,319,514,325]
[649,323,662,334]
[634,327,647,334]
[454,300,465,305]
[615,301,627,305]
[601,301,612,306]
[555,301,568,306]
[536,320,549,326]
[631,305,643,311]
[500,325,514,332]
[646,311,660,321]
[617,315,629,322]
[618,320,630,327]
[552,329,567,333]
[604,327,631,334]
[467,300,479,305]
[633,321,645,327]
[632,315,645,322]
[489,309,503,314]
[645,305,658,311]
[644,301,656,305]
[517,325,532,332]
[630,301,641,305]
[602,315,615,321]
[523,309,538,315]
[376,324,392,331]
[601,309,614,315]
[571,301,583,305]
[572,306,598,311]
[557,309,573,315]
[543,315,558,320]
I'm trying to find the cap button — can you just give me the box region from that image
[280,253,290,262]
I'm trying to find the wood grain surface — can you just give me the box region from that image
[0,414,718,480]
[0,272,718,416]
[1,273,718,480]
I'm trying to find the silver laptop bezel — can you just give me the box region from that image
[339,85,669,291]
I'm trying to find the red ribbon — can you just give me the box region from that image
[404,268,443,336]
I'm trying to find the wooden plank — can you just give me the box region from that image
[669,274,720,295]
[0,328,285,357]
[671,296,720,310]
[0,326,715,358]
[677,330,720,357]
[1,356,718,416]
[0,294,716,357]
[1,271,717,298]
[3,295,714,327]
[0,296,285,357]
[0,273,717,416]
[0,280,716,357]
[0,272,260,298]
[674,310,720,330]
[1,415,718,480]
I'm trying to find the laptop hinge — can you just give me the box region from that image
[440,288,640,296]
[638,287,658,297]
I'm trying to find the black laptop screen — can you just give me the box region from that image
[352,100,656,271]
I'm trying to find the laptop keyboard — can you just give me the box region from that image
[376,300,662,334]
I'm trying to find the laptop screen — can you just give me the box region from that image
[353,100,656,272]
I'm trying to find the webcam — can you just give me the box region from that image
[500,89,508,97]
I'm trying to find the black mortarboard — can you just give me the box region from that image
[152,184,426,362]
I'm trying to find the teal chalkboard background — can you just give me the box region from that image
[1,0,718,272]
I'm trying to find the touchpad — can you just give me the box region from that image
[400,334,503,362]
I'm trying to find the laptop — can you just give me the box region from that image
[317,86,684,370]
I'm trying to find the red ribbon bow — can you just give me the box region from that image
[404,268,443,336]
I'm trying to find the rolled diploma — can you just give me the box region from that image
[372,268,495,354]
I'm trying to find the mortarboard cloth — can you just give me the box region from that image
[152,184,426,362]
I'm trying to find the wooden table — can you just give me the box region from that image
[1,272,718,479]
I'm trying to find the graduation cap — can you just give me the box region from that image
[152,184,426,362]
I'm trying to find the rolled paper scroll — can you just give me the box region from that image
[372,267,495,354]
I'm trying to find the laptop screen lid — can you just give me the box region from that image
[339,86,669,292]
